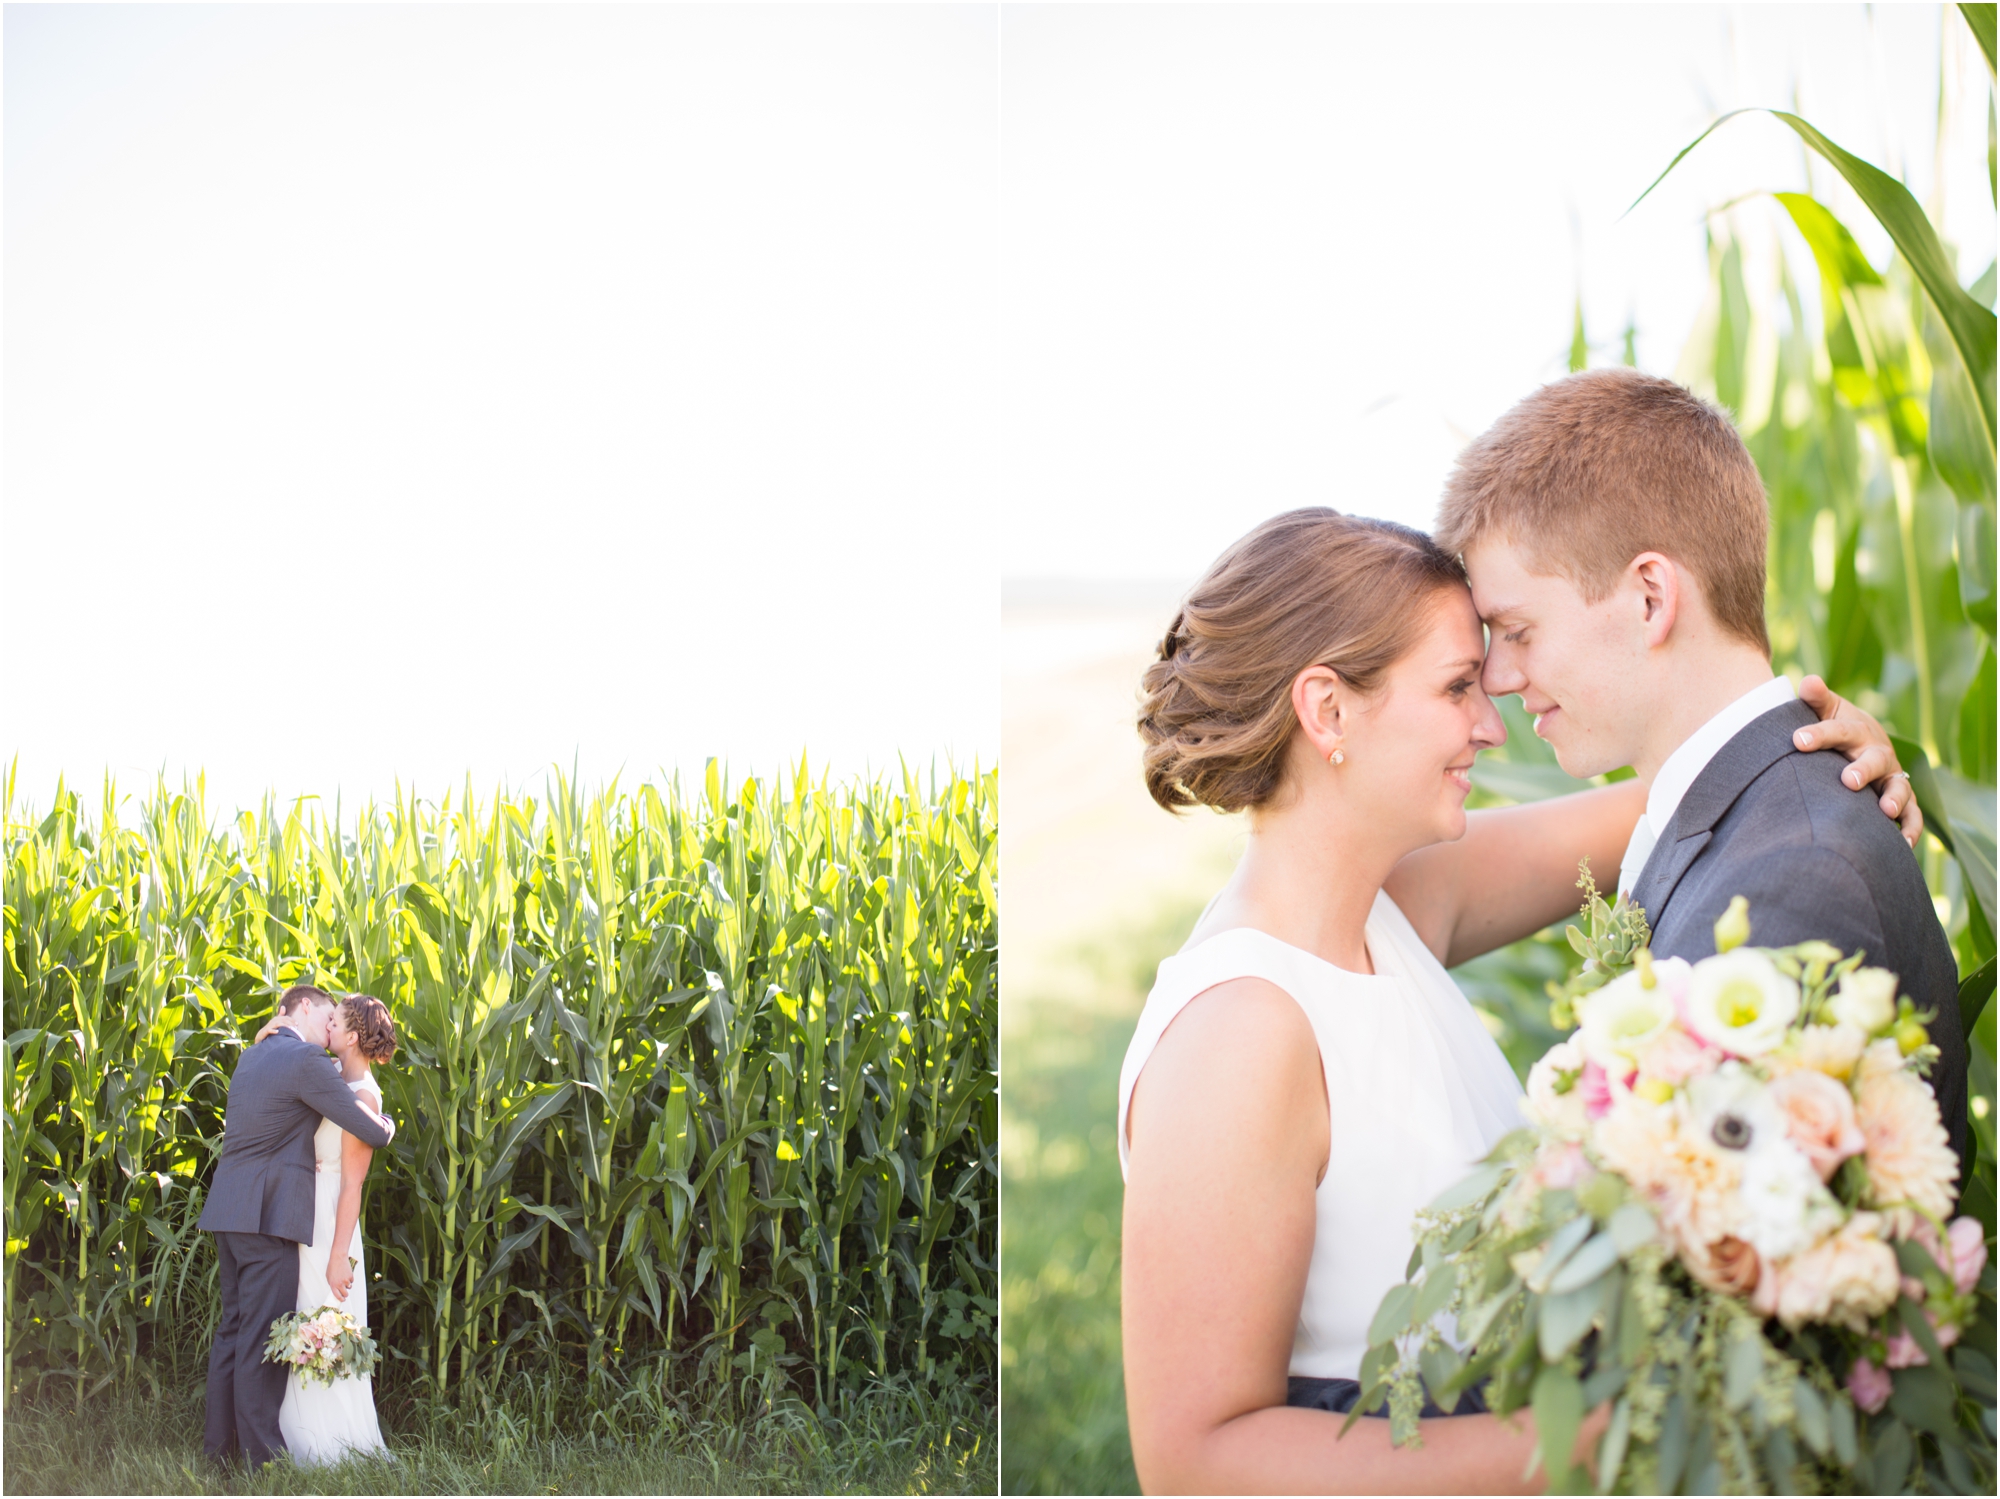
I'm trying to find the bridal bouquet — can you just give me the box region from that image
[264,1305,379,1387]
[1357,873,1996,1495]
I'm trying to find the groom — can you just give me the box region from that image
[199,984,396,1469]
[1437,366,1968,1168]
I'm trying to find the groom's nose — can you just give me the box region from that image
[1481,639,1527,697]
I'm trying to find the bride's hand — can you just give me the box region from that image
[1794,675,1922,847]
[251,1016,284,1044]
[327,1254,354,1301]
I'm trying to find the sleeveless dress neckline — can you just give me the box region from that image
[1118,888,1524,1381]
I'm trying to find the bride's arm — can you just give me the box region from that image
[1386,781,1644,969]
[1123,980,1587,1494]
[327,1130,374,1303]
[1386,679,1918,969]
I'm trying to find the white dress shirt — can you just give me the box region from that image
[1618,675,1799,895]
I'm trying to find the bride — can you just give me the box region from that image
[1117,509,1910,1493]
[256,992,399,1466]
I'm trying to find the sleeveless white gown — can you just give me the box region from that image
[1118,890,1525,1381]
[277,1072,390,1466]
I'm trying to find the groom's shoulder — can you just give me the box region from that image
[1733,736,1910,866]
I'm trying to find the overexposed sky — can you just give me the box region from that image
[6,4,1000,810]
[6,5,1992,811]
[1001,3,1995,582]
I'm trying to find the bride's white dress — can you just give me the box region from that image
[1118,890,1525,1381]
[277,1072,390,1466]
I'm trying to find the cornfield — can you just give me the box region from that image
[2,761,998,1417]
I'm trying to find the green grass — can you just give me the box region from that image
[999,1003,1136,1496]
[2,1370,995,1495]
[999,894,1213,1496]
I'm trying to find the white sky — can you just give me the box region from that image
[5,5,1992,812]
[1001,2,1995,582]
[5,4,1000,811]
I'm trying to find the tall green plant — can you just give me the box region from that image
[2,762,998,1414]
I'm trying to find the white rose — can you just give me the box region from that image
[1524,1037,1590,1139]
[1685,949,1799,1057]
[1738,1136,1842,1260]
[1577,963,1683,1072]
[1830,967,1898,1035]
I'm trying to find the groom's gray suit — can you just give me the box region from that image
[199,1026,392,1468]
[1630,697,1968,1171]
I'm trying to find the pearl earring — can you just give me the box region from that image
[1328,748,1344,766]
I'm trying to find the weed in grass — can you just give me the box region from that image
[2,1368,995,1496]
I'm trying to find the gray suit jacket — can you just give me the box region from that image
[1631,698,1968,1168]
[197,1028,393,1242]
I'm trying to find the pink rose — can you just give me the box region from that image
[1768,1069,1866,1181]
[1948,1217,1988,1294]
[1529,1141,1592,1191]
[1579,1060,1615,1120]
[1847,1356,1893,1413]
[1907,1215,1990,1295]
[1884,1311,1960,1368]
[1637,1027,1720,1088]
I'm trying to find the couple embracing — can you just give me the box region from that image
[199,983,401,1470]
[1118,368,1968,1492]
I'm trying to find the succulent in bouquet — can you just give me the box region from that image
[263,1303,380,1388]
[1356,867,1997,1495]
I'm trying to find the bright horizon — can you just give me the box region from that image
[5,5,1001,814]
[5,6,1990,814]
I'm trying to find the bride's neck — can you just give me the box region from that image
[1209,794,1404,973]
[339,1052,370,1083]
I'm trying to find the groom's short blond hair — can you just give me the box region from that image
[1434,368,1770,653]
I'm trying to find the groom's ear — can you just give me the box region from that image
[1630,552,1680,648]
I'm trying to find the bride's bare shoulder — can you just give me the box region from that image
[1146,975,1319,1096]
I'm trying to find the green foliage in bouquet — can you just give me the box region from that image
[264,1304,381,1389]
[1544,862,1653,1034]
[1360,893,1998,1495]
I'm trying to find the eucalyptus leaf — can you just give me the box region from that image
[1608,1201,1657,1255]
[1723,1327,1763,1412]
[1419,1341,1465,1416]
[1828,1394,1857,1466]
[1425,1162,1506,1214]
[1413,1262,1458,1326]
[1657,1389,1691,1494]
[1548,1230,1619,1294]
[1595,1396,1632,1496]
[1528,1213,1597,1293]
[1532,1364,1584,1495]
[1872,1420,1914,1493]
[1791,1377,1830,1458]
[1367,1282,1418,1347]
[1539,1284,1600,1362]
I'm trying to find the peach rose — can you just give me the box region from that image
[1767,1068,1866,1181]
[1761,1213,1900,1331]
[1688,1234,1763,1298]
[1635,1027,1721,1089]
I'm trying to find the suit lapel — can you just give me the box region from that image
[1630,699,1818,932]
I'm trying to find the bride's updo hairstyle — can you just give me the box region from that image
[1140,507,1468,813]
[340,993,398,1065]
